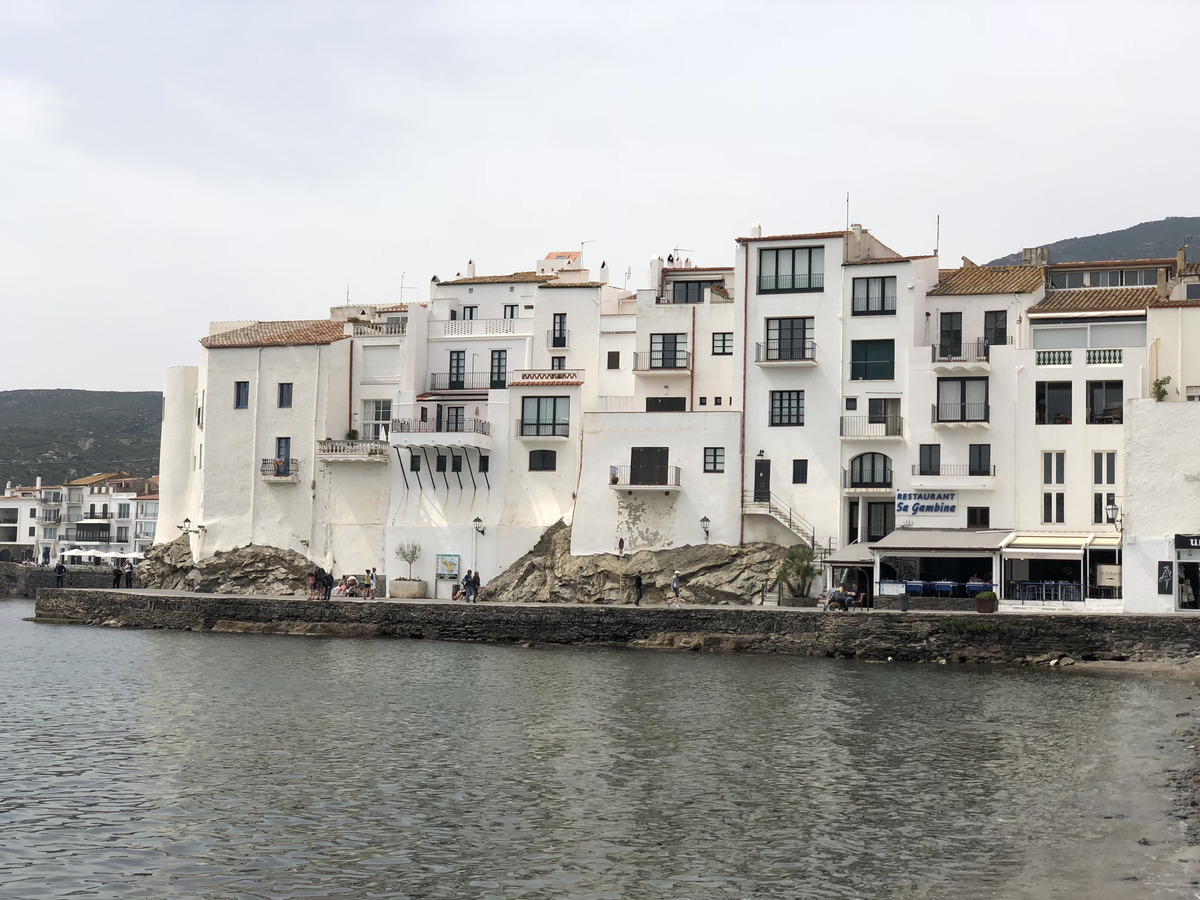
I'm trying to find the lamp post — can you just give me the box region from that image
[473,517,484,573]
[701,516,710,543]
[1106,500,1122,577]
[177,518,206,536]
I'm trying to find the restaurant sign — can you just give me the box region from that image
[896,491,957,516]
[1175,534,1200,550]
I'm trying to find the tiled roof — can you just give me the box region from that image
[538,281,606,289]
[662,267,733,274]
[927,265,1045,296]
[843,255,936,266]
[1048,258,1173,270]
[735,231,845,244]
[200,320,348,349]
[508,371,583,387]
[374,303,408,313]
[65,472,127,486]
[1182,262,1200,277]
[711,285,732,300]
[1028,286,1158,315]
[439,272,556,285]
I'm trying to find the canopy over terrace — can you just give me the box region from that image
[869,528,1010,598]
[1001,531,1121,602]
[823,542,875,601]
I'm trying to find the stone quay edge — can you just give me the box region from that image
[30,588,1200,664]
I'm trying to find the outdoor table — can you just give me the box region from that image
[935,581,955,598]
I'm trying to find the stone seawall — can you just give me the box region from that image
[1,563,114,599]
[32,589,1200,664]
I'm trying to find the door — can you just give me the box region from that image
[630,447,669,485]
[446,407,465,432]
[552,313,567,347]
[939,312,962,359]
[866,501,894,542]
[449,351,465,390]
[847,499,859,545]
[275,437,291,476]
[490,350,507,390]
[435,404,444,432]
[754,458,771,502]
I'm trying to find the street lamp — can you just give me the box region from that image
[1105,501,1120,527]
[178,518,206,535]
[701,516,710,542]
[473,517,485,535]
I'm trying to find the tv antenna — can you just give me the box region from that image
[398,271,419,300]
[579,239,594,266]
[624,267,632,289]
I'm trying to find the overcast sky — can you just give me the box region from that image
[2,0,1196,391]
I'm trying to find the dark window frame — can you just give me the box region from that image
[1036,381,1073,425]
[850,452,892,488]
[850,340,895,380]
[1087,380,1123,424]
[851,276,897,315]
[529,449,557,471]
[792,459,808,484]
[712,333,734,355]
[278,382,293,408]
[607,350,620,369]
[769,390,804,426]
[234,381,249,409]
[757,246,825,293]
[703,447,725,473]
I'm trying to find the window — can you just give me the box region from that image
[419,407,428,422]
[362,400,392,439]
[712,333,734,355]
[672,280,720,303]
[984,311,1007,346]
[117,503,130,519]
[551,312,567,347]
[1043,451,1064,524]
[436,455,447,473]
[936,377,988,422]
[792,459,808,484]
[551,356,566,370]
[758,246,824,292]
[1093,451,1116,524]
[969,444,992,476]
[1036,382,1072,424]
[1089,270,1121,287]
[521,396,570,436]
[845,397,858,411]
[1051,271,1084,289]
[1043,492,1065,524]
[769,390,804,426]
[765,318,814,361]
[607,351,620,369]
[504,304,518,318]
[448,350,466,389]
[650,333,687,368]
[1087,380,1123,424]
[919,444,941,476]
[714,397,722,406]
[629,447,669,489]
[868,398,901,426]
[646,397,686,412]
[278,383,293,408]
[28,527,35,537]
[1122,268,1157,286]
[1188,386,1200,401]
[234,381,249,408]
[462,306,478,319]
[409,454,421,472]
[939,312,962,359]
[850,340,894,380]
[43,527,57,540]
[478,455,489,473]
[704,447,725,473]
[30,508,36,518]
[867,501,895,542]
[451,455,463,473]
[116,526,129,542]
[967,507,990,528]
[491,350,507,389]
[529,449,557,471]
[445,407,465,431]
[850,453,892,488]
[699,397,707,405]
[1186,285,1200,301]
[851,276,897,315]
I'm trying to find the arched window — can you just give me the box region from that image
[850,453,892,488]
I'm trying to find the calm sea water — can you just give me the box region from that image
[1,598,1197,899]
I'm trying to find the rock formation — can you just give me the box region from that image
[139,535,314,596]
[484,520,787,606]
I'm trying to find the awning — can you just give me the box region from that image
[824,543,874,565]
[1000,532,1115,559]
[870,528,1010,554]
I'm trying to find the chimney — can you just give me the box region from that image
[1021,247,1051,267]
[851,223,862,239]
[36,476,41,489]
[649,256,664,290]
[466,259,475,277]
[750,223,762,238]
[1179,244,1187,273]
[598,260,609,284]
[1158,265,1169,298]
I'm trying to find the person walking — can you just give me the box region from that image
[369,567,378,600]
[111,563,123,589]
[124,560,134,589]
[471,569,481,603]
[324,568,335,601]
[670,570,681,607]
[54,559,65,588]
[634,570,643,606]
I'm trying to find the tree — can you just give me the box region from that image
[777,544,819,599]
[394,540,421,579]
[1153,375,1172,402]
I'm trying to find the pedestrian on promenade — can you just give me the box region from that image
[307,570,316,599]
[335,576,348,597]
[324,569,334,600]
[454,570,472,602]
[472,570,481,603]
[54,560,65,588]
[345,573,358,597]
[111,564,123,589]
[670,571,681,607]
[634,570,643,606]
[124,560,134,589]
[369,567,378,600]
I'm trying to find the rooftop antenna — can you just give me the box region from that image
[579,239,594,266]
[935,215,941,256]
[845,192,850,231]
[346,283,350,303]
[672,246,694,267]
[624,266,632,289]
[398,271,419,300]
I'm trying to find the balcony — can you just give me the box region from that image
[931,337,995,373]
[839,415,904,439]
[1036,350,1072,366]
[1087,348,1123,365]
[353,322,407,337]
[633,351,692,373]
[755,341,817,366]
[757,273,824,293]
[390,418,492,450]
[515,420,570,440]
[439,318,525,337]
[910,463,996,488]
[931,403,990,427]
[260,458,302,483]
[79,511,113,521]
[547,330,570,349]
[428,372,495,391]
[608,465,682,491]
[317,439,390,462]
[38,513,62,524]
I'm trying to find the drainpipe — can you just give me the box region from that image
[689,305,696,411]
[739,242,750,546]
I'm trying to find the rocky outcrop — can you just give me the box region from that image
[138,535,314,596]
[484,520,787,606]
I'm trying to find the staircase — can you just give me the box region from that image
[742,491,821,550]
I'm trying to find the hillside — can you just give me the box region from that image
[987,216,1200,265]
[0,390,162,489]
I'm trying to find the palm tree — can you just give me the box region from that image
[776,544,819,599]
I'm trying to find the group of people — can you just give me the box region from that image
[632,570,683,607]
[310,566,381,600]
[453,569,482,602]
[109,560,135,589]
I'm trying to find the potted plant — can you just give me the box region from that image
[389,540,426,599]
[975,590,998,614]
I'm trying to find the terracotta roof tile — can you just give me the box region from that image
[1182,262,1200,277]
[711,285,732,300]
[1048,258,1174,270]
[662,267,733,274]
[538,281,606,289]
[843,255,936,267]
[200,320,348,349]
[374,303,408,313]
[927,265,1045,296]
[1028,286,1157,315]
[65,472,127,486]
[439,272,556,285]
[508,370,584,387]
[735,231,845,244]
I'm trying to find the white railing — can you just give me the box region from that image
[440,318,521,337]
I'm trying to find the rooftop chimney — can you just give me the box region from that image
[467,259,475,277]
[1179,244,1187,273]
[1021,247,1051,267]
[750,223,762,238]
[36,476,41,489]
[598,260,609,284]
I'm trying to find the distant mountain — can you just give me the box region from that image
[0,390,162,489]
[987,216,1200,266]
